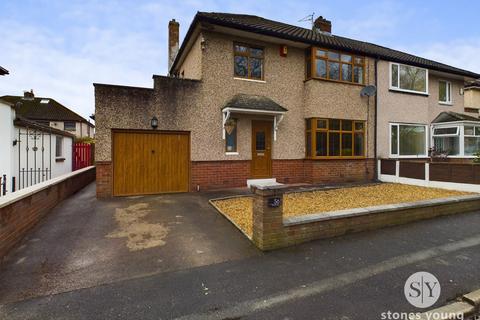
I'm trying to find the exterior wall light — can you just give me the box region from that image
[151,116,158,129]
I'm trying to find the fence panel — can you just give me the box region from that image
[73,143,93,171]
[399,161,425,180]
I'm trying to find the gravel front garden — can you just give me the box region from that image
[210,183,471,238]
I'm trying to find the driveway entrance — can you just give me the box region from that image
[0,183,259,304]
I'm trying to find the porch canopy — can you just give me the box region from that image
[431,111,480,157]
[222,94,287,141]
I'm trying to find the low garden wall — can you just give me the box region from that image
[0,166,96,262]
[251,185,480,251]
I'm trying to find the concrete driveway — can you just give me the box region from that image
[0,183,260,304]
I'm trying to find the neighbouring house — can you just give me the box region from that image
[376,58,479,160]
[1,91,95,139]
[0,99,74,195]
[94,12,480,197]
[0,66,9,76]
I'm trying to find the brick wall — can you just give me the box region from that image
[305,159,375,184]
[97,158,376,197]
[96,161,112,198]
[191,160,250,191]
[251,186,480,251]
[272,159,306,184]
[0,167,96,261]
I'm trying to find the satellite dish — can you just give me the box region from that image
[360,85,377,97]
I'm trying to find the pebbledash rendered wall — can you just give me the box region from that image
[94,29,376,197]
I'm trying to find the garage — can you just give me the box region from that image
[112,130,190,196]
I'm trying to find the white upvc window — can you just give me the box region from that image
[389,123,429,158]
[432,125,460,156]
[438,80,452,104]
[432,123,480,157]
[390,62,429,95]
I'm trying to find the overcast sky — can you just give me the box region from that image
[1,0,479,121]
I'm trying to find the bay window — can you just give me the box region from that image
[390,63,428,94]
[431,123,480,157]
[432,126,459,156]
[306,118,365,158]
[306,48,365,84]
[464,126,480,156]
[390,123,427,157]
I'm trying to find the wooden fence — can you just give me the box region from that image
[73,143,94,171]
[378,159,480,192]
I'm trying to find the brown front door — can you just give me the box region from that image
[113,130,190,196]
[251,121,272,178]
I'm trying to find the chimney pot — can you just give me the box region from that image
[23,89,35,99]
[168,19,180,74]
[313,16,332,34]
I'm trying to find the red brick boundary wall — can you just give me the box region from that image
[97,159,375,197]
[0,167,96,261]
[251,185,480,250]
[96,161,112,198]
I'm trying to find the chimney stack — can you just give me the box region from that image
[168,19,180,73]
[23,89,34,100]
[313,16,332,35]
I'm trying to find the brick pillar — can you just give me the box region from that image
[251,186,286,250]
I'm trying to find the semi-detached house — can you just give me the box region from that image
[94,12,480,198]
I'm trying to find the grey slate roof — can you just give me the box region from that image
[222,94,288,112]
[172,12,480,79]
[1,95,92,125]
[432,111,480,123]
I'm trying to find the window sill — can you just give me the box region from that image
[225,152,239,156]
[233,77,266,83]
[55,157,65,162]
[304,77,365,87]
[438,101,453,106]
[389,156,429,159]
[389,87,429,96]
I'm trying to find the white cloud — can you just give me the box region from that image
[412,39,480,75]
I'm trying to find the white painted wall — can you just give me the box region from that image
[0,102,16,192]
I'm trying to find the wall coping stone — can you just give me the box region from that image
[284,194,480,227]
[0,166,95,208]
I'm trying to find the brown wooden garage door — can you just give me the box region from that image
[113,130,190,196]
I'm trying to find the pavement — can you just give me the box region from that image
[1,183,480,319]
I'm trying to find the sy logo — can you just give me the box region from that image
[404,272,441,308]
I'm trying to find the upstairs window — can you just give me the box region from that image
[306,47,365,84]
[306,118,365,158]
[390,63,428,94]
[64,121,76,131]
[233,43,264,80]
[439,80,452,104]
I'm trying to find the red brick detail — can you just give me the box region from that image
[0,167,96,261]
[272,159,306,184]
[305,159,375,184]
[96,161,112,198]
[98,158,375,195]
[191,161,250,191]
